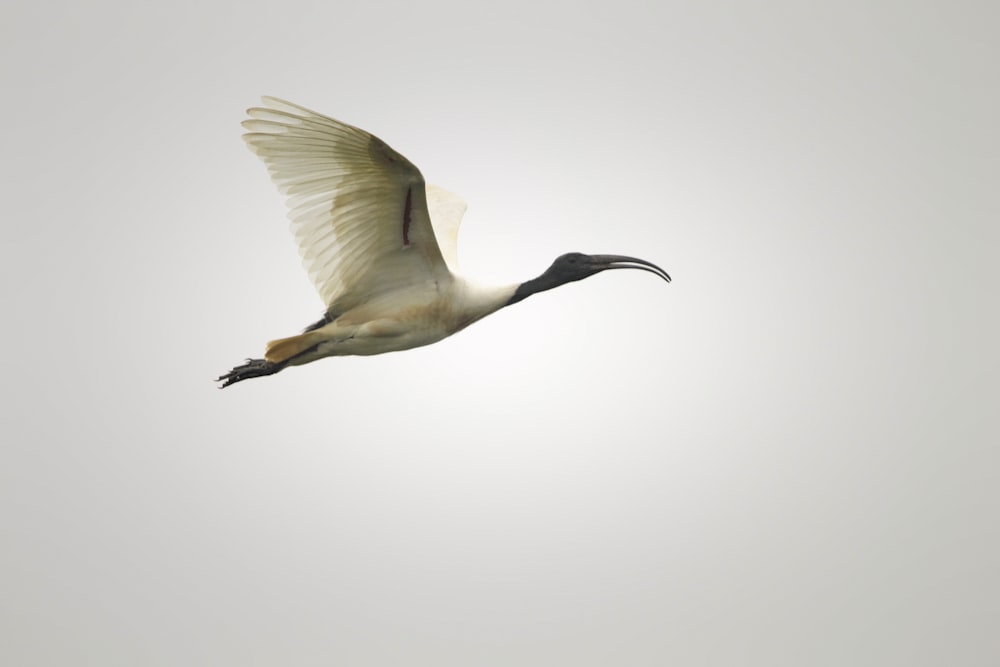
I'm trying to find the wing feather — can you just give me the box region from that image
[242,97,451,310]
[425,185,467,272]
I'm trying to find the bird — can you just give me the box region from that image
[217,97,671,387]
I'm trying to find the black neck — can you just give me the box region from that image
[506,272,565,306]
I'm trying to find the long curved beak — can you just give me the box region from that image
[591,254,671,283]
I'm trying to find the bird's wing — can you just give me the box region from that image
[425,185,467,273]
[242,97,451,311]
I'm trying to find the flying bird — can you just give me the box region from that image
[218,97,670,387]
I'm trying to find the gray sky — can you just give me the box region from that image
[2,1,997,665]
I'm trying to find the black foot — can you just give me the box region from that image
[216,358,286,388]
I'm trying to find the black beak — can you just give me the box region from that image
[590,254,671,283]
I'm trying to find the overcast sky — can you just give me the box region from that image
[2,1,997,665]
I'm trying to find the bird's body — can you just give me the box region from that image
[269,277,515,364]
[218,97,670,387]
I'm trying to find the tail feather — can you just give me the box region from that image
[218,328,329,388]
[265,330,325,364]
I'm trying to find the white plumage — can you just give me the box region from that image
[218,97,670,387]
[243,97,449,310]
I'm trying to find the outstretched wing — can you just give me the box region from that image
[425,185,467,273]
[242,97,451,311]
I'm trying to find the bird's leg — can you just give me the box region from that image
[216,358,286,388]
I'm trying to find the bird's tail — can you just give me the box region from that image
[217,331,327,388]
[265,330,326,365]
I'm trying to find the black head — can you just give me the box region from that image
[547,252,672,285]
[507,252,670,305]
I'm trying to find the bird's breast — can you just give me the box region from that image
[317,279,516,356]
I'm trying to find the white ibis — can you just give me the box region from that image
[218,97,671,387]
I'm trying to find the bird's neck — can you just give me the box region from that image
[506,271,564,306]
[451,278,524,326]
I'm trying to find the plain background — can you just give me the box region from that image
[2,1,997,665]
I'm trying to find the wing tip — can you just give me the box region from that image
[250,96,327,120]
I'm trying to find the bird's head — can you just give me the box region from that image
[507,252,670,305]
[545,252,672,285]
